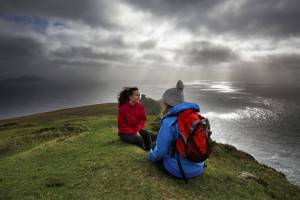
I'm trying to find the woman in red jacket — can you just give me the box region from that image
[118,87,153,151]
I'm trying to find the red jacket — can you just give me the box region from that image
[118,102,147,135]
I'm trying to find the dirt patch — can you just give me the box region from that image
[45,178,64,187]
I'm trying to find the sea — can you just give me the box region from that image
[1,80,299,186]
[182,81,300,186]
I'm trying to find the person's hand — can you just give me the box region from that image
[136,132,141,137]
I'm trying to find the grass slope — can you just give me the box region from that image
[0,103,299,200]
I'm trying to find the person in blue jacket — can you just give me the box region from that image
[148,80,205,179]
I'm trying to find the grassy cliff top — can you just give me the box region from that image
[0,103,299,200]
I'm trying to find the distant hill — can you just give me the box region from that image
[0,102,299,199]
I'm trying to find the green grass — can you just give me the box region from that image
[0,104,299,199]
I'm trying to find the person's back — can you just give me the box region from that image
[148,80,205,179]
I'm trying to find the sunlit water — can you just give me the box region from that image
[184,81,300,186]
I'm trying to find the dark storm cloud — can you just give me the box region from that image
[126,0,300,38]
[0,31,104,81]
[0,24,130,81]
[0,0,114,27]
[0,30,49,79]
[0,0,121,79]
[0,33,44,60]
[0,0,299,84]
[126,0,219,18]
[209,0,300,38]
[178,41,239,66]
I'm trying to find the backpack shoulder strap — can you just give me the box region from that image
[175,147,188,184]
[189,119,201,135]
[172,118,189,184]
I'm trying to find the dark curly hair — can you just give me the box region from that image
[118,87,139,107]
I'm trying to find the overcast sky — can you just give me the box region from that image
[0,0,300,86]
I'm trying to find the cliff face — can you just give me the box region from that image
[0,103,299,200]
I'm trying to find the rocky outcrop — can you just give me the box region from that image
[140,94,161,115]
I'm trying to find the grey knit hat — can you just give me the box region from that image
[162,80,185,106]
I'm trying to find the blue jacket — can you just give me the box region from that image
[148,102,205,179]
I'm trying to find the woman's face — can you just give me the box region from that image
[129,90,141,104]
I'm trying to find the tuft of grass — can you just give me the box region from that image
[0,105,299,199]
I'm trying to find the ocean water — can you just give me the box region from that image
[183,81,300,186]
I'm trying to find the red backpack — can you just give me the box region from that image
[175,109,212,163]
